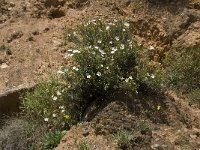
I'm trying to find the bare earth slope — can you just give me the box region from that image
[0,0,200,92]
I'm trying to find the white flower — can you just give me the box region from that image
[99,49,106,55]
[111,47,117,54]
[57,91,62,96]
[86,73,91,79]
[115,36,120,41]
[44,118,49,122]
[106,26,110,30]
[109,41,113,44]
[64,53,71,59]
[129,76,133,80]
[125,78,129,82]
[120,44,125,50]
[73,49,81,53]
[52,114,57,117]
[108,22,114,25]
[73,31,77,35]
[57,70,65,74]
[94,46,99,49]
[100,64,104,67]
[122,28,126,32]
[124,22,130,28]
[52,96,57,101]
[148,46,155,50]
[114,19,118,22]
[65,53,74,57]
[72,66,79,71]
[59,106,64,109]
[151,74,155,79]
[111,47,117,51]
[96,72,101,76]
[97,40,102,44]
[68,49,73,52]
[136,90,138,94]
[61,109,65,113]
[106,67,109,70]
[111,51,115,54]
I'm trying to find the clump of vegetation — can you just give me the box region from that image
[21,77,73,131]
[76,140,92,150]
[0,44,12,55]
[20,76,77,149]
[175,135,190,146]
[42,131,64,150]
[63,19,139,110]
[114,130,135,149]
[164,44,200,105]
[0,118,36,150]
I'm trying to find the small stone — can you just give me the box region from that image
[0,63,9,69]
[82,130,90,137]
[43,27,50,33]
[9,2,15,7]
[151,143,160,149]
[8,7,13,11]
[32,31,40,35]
[52,39,62,47]
[190,134,197,139]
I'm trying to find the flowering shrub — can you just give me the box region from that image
[63,19,138,107]
[21,77,72,130]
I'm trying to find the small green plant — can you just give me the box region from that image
[63,19,138,110]
[135,120,149,131]
[164,44,200,103]
[187,88,200,106]
[114,130,135,149]
[0,44,12,55]
[76,140,91,150]
[175,135,189,146]
[42,131,64,150]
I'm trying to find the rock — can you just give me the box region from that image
[0,63,9,69]
[190,134,197,139]
[151,143,160,149]
[32,30,40,35]
[52,39,62,47]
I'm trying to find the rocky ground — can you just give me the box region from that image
[0,0,200,149]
